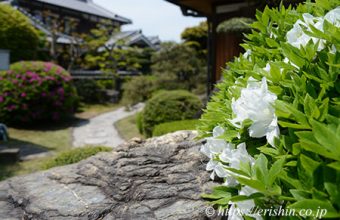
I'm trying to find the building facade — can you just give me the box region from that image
[3,0,132,35]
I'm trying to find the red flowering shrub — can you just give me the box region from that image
[0,61,79,124]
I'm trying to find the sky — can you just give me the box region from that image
[93,0,206,42]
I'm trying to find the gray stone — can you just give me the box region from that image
[0,131,217,220]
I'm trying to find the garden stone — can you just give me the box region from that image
[0,131,218,219]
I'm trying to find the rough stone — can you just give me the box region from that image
[0,131,217,220]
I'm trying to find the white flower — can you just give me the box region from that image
[213,126,225,137]
[206,160,229,180]
[229,77,279,146]
[263,63,271,72]
[200,138,228,179]
[243,49,252,61]
[219,143,255,187]
[286,8,339,52]
[228,186,263,220]
[324,7,340,27]
[283,57,299,69]
[200,126,227,158]
[330,44,337,54]
[286,15,325,51]
[220,143,255,169]
[201,126,232,180]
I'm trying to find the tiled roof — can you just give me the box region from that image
[34,0,132,24]
[106,30,157,49]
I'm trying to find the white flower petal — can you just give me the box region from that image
[215,163,229,178]
[248,121,269,138]
[213,126,225,137]
[230,77,280,146]
[200,144,212,158]
[263,63,271,72]
[324,7,340,27]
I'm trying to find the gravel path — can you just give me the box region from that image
[72,103,144,148]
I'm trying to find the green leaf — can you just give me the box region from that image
[311,120,340,156]
[208,197,231,205]
[281,43,306,68]
[290,189,311,200]
[299,154,320,178]
[235,176,267,192]
[327,162,340,171]
[288,199,340,218]
[275,100,310,128]
[268,157,285,186]
[324,183,340,207]
[254,154,269,185]
[295,131,339,160]
[266,38,279,48]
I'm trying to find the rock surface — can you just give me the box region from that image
[0,131,216,220]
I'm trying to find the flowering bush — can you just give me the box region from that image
[199,0,340,219]
[0,61,79,124]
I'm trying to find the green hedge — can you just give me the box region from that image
[152,119,199,137]
[0,4,40,62]
[142,90,202,137]
[43,146,111,169]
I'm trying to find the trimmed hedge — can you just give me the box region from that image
[0,61,79,124]
[142,90,202,137]
[0,4,40,62]
[152,119,199,137]
[43,146,111,169]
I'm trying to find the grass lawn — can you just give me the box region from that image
[0,102,121,181]
[114,114,144,141]
[76,103,121,119]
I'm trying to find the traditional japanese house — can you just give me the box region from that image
[166,0,302,94]
[2,0,132,35]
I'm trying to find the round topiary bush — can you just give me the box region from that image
[0,4,40,62]
[152,119,199,137]
[142,90,202,137]
[0,61,79,124]
[199,0,340,218]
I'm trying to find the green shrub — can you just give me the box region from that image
[217,17,255,33]
[0,61,79,124]
[199,0,340,218]
[121,75,157,106]
[142,90,202,137]
[73,79,111,103]
[43,146,111,169]
[0,4,40,62]
[136,112,144,134]
[152,119,199,137]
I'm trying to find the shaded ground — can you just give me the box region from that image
[0,103,123,180]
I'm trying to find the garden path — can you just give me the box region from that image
[72,103,144,148]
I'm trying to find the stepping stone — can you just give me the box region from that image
[0,148,20,163]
